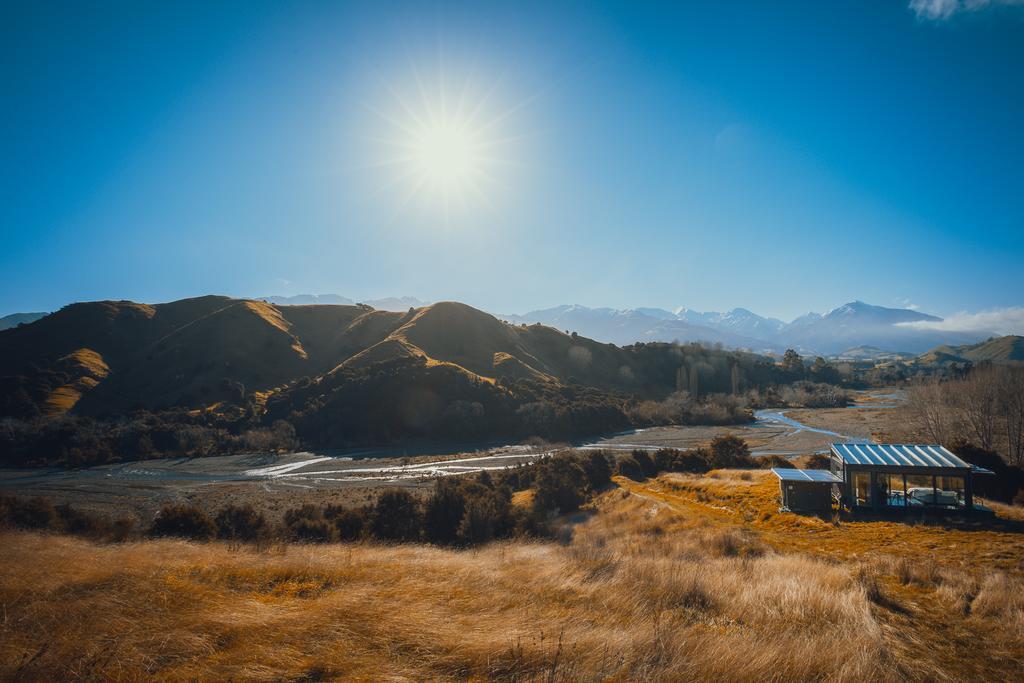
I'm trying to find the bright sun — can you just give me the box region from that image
[364,62,526,217]
[411,119,482,192]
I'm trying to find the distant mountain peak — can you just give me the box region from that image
[825,300,941,323]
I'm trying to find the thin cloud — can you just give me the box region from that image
[898,307,1024,335]
[910,0,1024,21]
[895,298,921,311]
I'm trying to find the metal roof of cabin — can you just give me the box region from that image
[830,443,970,469]
[771,468,843,483]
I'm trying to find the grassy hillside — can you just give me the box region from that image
[2,469,1021,680]
[1,297,802,463]
[0,297,406,417]
[918,335,1024,365]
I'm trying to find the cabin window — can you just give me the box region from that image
[853,471,871,506]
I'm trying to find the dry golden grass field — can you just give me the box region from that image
[2,470,1022,681]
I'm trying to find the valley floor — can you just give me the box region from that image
[0,389,907,523]
[2,468,1022,681]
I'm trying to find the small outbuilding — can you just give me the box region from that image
[771,468,842,512]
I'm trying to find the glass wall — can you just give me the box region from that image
[905,474,935,506]
[936,476,965,508]
[853,471,871,506]
[884,473,907,507]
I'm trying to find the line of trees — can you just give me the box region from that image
[904,365,1024,467]
[2,438,772,546]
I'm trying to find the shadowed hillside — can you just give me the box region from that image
[1,297,804,464]
[0,297,408,417]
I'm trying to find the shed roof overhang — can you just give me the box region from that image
[771,468,843,484]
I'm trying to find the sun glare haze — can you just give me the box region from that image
[362,59,528,220]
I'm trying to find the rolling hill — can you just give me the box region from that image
[0,297,786,430]
[917,336,1024,365]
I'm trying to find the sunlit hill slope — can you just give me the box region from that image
[0,298,785,436]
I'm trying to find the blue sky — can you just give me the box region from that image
[2,0,1022,324]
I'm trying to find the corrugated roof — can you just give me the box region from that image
[830,443,970,469]
[771,468,843,483]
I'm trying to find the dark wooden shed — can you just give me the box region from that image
[771,468,842,512]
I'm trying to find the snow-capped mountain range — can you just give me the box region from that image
[259,295,992,355]
[500,301,989,356]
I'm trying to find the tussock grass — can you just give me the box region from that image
[3,470,1022,680]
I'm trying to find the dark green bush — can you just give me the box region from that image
[709,435,757,468]
[215,504,269,542]
[533,453,589,514]
[333,508,366,541]
[423,480,467,545]
[289,517,334,542]
[581,451,613,489]
[0,496,58,530]
[616,455,645,480]
[760,455,792,469]
[458,496,500,545]
[149,503,216,540]
[55,503,105,536]
[370,489,421,541]
[804,453,832,469]
[631,450,659,477]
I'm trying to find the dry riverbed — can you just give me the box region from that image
[0,389,907,522]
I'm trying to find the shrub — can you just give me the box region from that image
[616,455,645,480]
[284,504,322,526]
[289,517,334,543]
[0,496,58,530]
[581,451,613,490]
[672,448,713,473]
[653,448,675,472]
[55,503,105,537]
[333,508,366,541]
[950,441,1024,504]
[149,503,216,540]
[215,504,268,542]
[107,517,135,542]
[631,450,658,477]
[458,496,499,545]
[423,480,467,545]
[804,453,832,469]
[533,454,589,514]
[760,455,792,469]
[370,489,421,542]
[709,435,757,468]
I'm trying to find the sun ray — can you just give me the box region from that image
[364,57,531,220]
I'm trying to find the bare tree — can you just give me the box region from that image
[997,367,1024,466]
[954,366,999,451]
[904,380,954,445]
[904,366,1024,467]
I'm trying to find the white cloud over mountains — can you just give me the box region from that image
[910,0,1024,21]
[898,307,1024,335]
